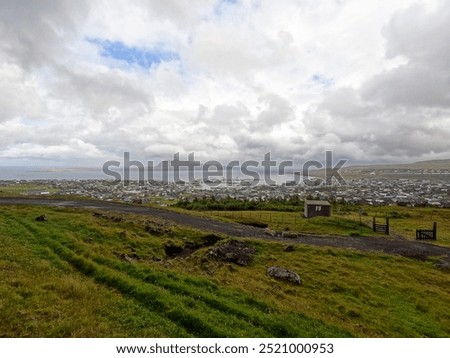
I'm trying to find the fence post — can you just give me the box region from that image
[372,216,376,232]
[433,222,437,240]
[386,217,390,235]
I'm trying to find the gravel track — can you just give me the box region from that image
[1,197,449,266]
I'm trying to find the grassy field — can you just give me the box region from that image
[0,182,58,197]
[2,181,449,244]
[0,205,449,337]
[191,210,376,237]
[171,204,450,246]
[334,204,450,246]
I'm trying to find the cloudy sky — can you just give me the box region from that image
[1,0,449,167]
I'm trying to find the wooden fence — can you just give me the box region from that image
[416,222,437,240]
[373,217,390,235]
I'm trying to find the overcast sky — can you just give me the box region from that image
[1,0,449,167]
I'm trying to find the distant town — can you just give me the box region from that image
[1,167,450,208]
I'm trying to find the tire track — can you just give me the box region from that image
[0,213,291,337]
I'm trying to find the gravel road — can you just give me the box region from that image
[1,197,449,266]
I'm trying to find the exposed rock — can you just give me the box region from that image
[282,232,298,238]
[145,222,171,236]
[208,240,256,266]
[129,253,141,260]
[283,245,295,252]
[267,266,302,285]
[164,240,185,257]
[390,248,427,261]
[201,234,222,246]
[434,258,450,271]
[35,215,48,222]
[119,253,133,263]
[93,212,122,222]
[264,228,277,237]
[125,245,136,252]
[163,236,222,260]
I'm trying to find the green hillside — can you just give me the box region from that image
[1,205,449,337]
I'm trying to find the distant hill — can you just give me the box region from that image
[310,159,450,180]
[407,159,450,169]
[342,159,450,172]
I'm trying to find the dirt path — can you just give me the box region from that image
[1,197,449,267]
[0,197,265,237]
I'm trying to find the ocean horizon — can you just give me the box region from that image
[0,166,305,184]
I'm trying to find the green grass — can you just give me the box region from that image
[0,205,449,337]
[0,182,59,196]
[333,204,450,246]
[172,209,376,237]
[170,204,450,245]
[0,216,185,337]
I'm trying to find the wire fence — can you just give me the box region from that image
[205,210,302,225]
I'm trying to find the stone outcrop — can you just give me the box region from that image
[208,240,256,266]
[267,266,302,285]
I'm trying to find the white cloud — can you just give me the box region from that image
[0,63,45,121]
[0,0,448,166]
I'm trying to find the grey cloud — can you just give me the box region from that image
[303,0,450,162]
[0,0,88,69]
[384,1,450,71]
[364,1,450,109]
[191,95,302,159]
[211,103,250,126]
[2,1,450,165]
[320,88,377,120]
[143,0,215,29]
[304,96,450,160]
[53,67,154,117]
[361,65,450,108]
[0,64,44,122]
[252,93,295,131]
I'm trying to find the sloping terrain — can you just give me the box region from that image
[1,204,449,337]
[1,198,449,265]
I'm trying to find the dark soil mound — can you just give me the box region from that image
[208,240,256,266]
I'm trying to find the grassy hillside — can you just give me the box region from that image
[0,205,449,337]
[334,204,450,246]
[179,209,376,237]
[310,158,450,179]
[172,204,450,246]
[0,182,58,196]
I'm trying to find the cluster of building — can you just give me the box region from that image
[327,177,450,207]
[1,174,450,208]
